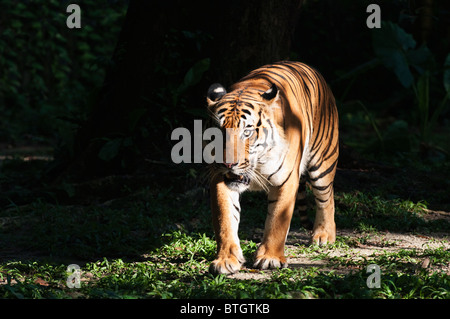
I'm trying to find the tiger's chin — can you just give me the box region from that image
[224,172,251,193]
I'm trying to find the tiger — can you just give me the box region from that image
[206,61,339,275]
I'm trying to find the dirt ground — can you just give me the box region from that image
[229,227,450,281]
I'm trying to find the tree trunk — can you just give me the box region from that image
[209,0,303,86]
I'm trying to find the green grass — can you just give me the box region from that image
[1,231,449,299]
[336,191,441,232]
[0,163,449,299]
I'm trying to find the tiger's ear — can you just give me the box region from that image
[261,83,278,101]
[207,83,226,106]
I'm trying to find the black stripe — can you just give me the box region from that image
[309,158,338,182]
[276,139,302,187]
[255,127,269,149]
[315,196,329,203]
[267,153,287,180]
[233,204,241,213]
[308,160,323,172]
[311,180,333,191]
[314,185,333,198]
[316,188,333,202]
[256,109,262,127]
[278,169,293,188]
[324,139,339,162]
[310,112,325,153]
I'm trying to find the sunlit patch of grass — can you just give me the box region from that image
[335,191,450,232]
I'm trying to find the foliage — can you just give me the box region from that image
[337,19,450,163]
[372,21,450,146]
[372,21,433,89]
[0,0,127,145]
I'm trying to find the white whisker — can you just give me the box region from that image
[246,169,271,192]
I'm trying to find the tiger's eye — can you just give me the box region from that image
[243,129,253,138]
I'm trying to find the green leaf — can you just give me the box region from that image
[428,55,450,135]
[178,58,210,93]
[382,120,411,153]
[98,138,122,162]
[444,53,450,93]
[372,21,416,88]
[11,20,23,29]
[407,45,434,75]
[128,108,147,132]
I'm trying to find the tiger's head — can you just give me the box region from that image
[206,81,286,193]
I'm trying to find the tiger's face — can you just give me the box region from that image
[206,82,286,193]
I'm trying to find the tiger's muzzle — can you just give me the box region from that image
[224,171,251,186]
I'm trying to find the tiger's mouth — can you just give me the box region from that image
[224,172,251,186]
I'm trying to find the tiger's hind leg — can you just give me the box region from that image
[295,175,313,230]
[308,156,338,246]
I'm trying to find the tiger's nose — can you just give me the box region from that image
[223,162,238,169]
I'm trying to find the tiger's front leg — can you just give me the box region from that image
[209,174,245,275]
[254,171,299,270]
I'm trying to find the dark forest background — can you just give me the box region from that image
[1,0,449,211]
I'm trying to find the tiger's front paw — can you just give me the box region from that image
[253,253,288,270]
[209,256,241,275]
[209,255,243,275]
